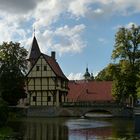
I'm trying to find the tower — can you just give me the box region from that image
[83,67,91,80]
[26,36,41,70]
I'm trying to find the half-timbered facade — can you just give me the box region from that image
[26,37,68,106]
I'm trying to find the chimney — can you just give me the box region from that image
[51,51,56,60]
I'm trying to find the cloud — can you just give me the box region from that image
[67,0,140,19]
[27,24,86,55]
[0,0,140,55]
[53,24,86,55]
[93,8,104,14]
[98,38,108,44]
[67,73,83,80]
[67,71,98,80]
[125,22,138,28]
[0,18,27,44]
[0,0,38,14]
[33,0,66,29]
[113,22,138,31]
[112,0,140,16]
[68,0,93,18]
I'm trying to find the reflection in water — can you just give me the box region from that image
[65,118,111,129]
[22,118,68,140]
[69,127,112,140]
[66,118,112,140]
[8,117,140,140]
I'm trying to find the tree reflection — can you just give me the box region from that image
[22,118,68,140]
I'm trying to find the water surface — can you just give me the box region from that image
[6,117,140,140]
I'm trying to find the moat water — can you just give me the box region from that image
[3,117,140,140]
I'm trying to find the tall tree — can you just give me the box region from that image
[95,63,118,81]
[0,42,28,105]
[112,24,140,67]
[112,24,140,104]
[0,98,8,126]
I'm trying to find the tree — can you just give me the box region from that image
[95,63,118,81]
[0,42,28,105]
[112,60,137,103]
[112,24,140,104]
[0,98,8,126]
[112,24,140,67]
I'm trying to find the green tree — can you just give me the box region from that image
[95,63,118,81]
[0,42,28,105]
[112,24,140,67]
[0,98,8,126]
[112,60,137,103]
[112,24,140,104]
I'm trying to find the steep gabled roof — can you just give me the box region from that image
[26,37,68,80]
[26,36,41,61]
[43,54,68,80]
[67,81,113,102]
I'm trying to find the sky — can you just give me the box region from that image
[0,0,140,80]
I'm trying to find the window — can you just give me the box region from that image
[44,66,47,71]
[36,66,40,71]
[47,96,51,102]
[61,80,64,88]
[33,96,36,102]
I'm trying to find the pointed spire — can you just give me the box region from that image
[26,36,41,66]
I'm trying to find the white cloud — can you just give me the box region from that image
[0,18,27,44]
[67,73,83,80]
[33,0,66,29]
[93,8,104,14]
[68,0,93,18]
[67,71,98,80]
[27,24,86,55]
[53,24,86,55]
[113,22,138,31]
[112,0,140,16]
[125,22,138,29]
[67,0,140,19]
[0,0,140,54]
[98,38,108,44]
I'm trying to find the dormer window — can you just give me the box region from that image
[36,66,39,71]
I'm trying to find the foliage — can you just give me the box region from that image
[0,126,14,140]
[111,24,140,104]
[0,42,28,105]
[136,73,140,98]
[112,24,140,66]
[0,98,8,127]
[95,63,118,81]
[112,60,137,102]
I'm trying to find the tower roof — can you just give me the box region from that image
[26,36,41,61]
[84,67,90,78]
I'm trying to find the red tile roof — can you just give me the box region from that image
[26,37,68,80]
[67,80,113,102]
[43,54,68,80]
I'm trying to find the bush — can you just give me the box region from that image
[0,98,9,126]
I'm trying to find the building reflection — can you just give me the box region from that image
[8,117,136,140]
[23,119,68,140]
[69,127,112,140]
